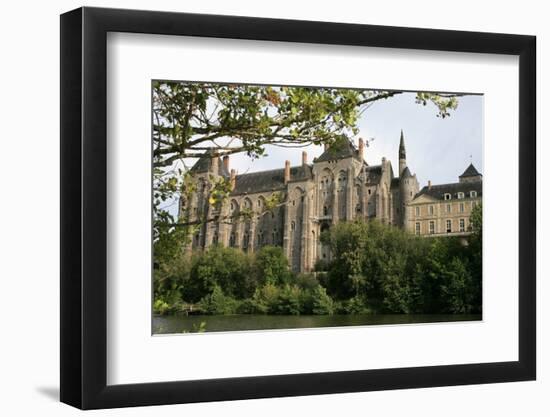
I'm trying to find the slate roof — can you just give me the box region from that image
[190,151,230,177]
[401,166,412,178]
[363,165,382,185]
[391,177,401,189]
[231,164,313,195]
[415,180,482,201]
[316,137,361,162]
[459,163,482,178]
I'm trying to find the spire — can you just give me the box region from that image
[398,129,407,176]
[399,129,406,160]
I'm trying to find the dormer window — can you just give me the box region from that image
[444,193,451,200]
[457,192,465,199]
[470,191,477,198]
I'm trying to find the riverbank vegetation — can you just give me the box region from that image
[154,205,482,316]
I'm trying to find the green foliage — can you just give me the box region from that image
[184,246,254,302]
[254,246,292,286]
[199,286,239,315]
[309,286,335,315]
[295,273,320,290]
[275,285,302,315]
[323,219,482,314]
[153,298,173,315]
[153,212,481,317]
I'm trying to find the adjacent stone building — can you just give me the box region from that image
[407,163,482,236]
[180,131,482,272]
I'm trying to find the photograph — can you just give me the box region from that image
[152,81,483,334]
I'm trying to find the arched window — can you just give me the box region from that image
[291,221,296,231]
[323,206,329,216]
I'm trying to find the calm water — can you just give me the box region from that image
[153,313,481,334]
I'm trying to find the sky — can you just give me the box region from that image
[209,91,483,188]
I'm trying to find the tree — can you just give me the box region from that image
[184,246,253,302]
[322,219,482,314]
[253,246,292,286]
[153,82,462,264]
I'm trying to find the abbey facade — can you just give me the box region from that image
[181,132,482,272]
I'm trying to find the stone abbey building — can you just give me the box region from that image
[182,132,482,272]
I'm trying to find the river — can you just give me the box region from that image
[153,313,481,334]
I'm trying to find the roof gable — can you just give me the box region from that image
[459,163,482,178]
[316,137,360,162]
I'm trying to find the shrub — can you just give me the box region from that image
[311,286,334,315]
[295,273,320,290]
[185,246,254,302]
[276,285,302,315]
[199,286,239,315]
[342,296,371,314]
[251,283,281,314]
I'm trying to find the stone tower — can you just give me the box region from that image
[398,131,419,227]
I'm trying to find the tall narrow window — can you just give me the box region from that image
[415,206,420,216]
[459,218,465,232]
[429,205,434,215]
[429,221,435,235]
[415,222,421,235]
[446,219,452,233]
[447,203,451,213]
[460,202,465,213]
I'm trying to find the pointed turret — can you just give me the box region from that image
[459,162,482,183]
[398,129,407,176]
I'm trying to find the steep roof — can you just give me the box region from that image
[190,151,230,177]
[230,164,313,195]
[316,136,361,162]
[459,163,482,178]
[401,166,412,178]
[363,165,382,185]
[415,180,482,201]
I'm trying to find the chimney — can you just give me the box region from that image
[428,180,432,190]
[284,160,290,184]
[223,155,230,172]
[358,137,364,160]
[302,151,308,166]
[230,169,236,190]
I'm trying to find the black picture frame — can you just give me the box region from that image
[60,6,536,410]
